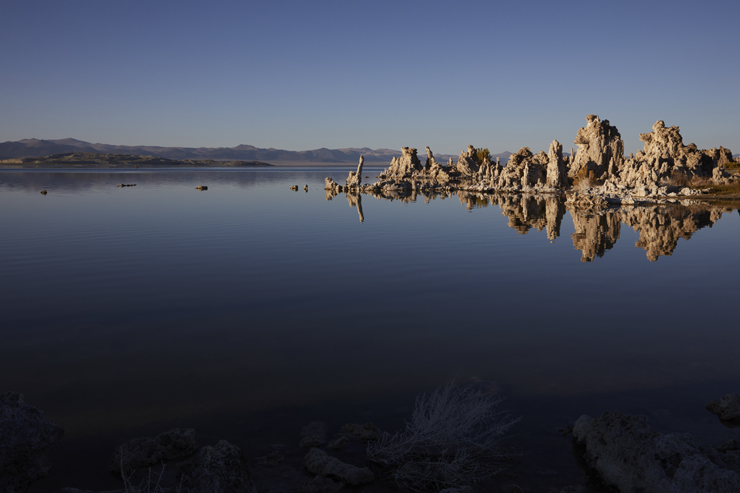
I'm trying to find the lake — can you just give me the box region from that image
[1,167,739,492]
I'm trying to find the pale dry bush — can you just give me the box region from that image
[366,381,520,492]
[659,171,690,188]
[119,452,183,493]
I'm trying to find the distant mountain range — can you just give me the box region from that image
[0,138,514,164]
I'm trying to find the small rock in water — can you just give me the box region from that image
[707,393,740,422]
[255,449,284,466]
[40,190,47,195]
[718,439,740,452]
[340,422,379,441]
[304,184,308,192]
[327,435,351,450]
[298,475,343,493]
[195,185,208,191]
[301,421,327,439]
[300,436,325,448]
[290,185,299,191]
[303,447,374,485]
[117,184,136,187]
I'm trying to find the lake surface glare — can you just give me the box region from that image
[1,168,739,491]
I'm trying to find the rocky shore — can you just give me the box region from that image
[3,390,740,492]
[325,116,739,208]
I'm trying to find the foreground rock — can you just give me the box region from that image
[111,428,197,476]
[0,392,65,493]
[707,393,740,423]
[572,410,740,492]
[303,447,374,485]
[178,440,257,493]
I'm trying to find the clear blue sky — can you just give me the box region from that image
[1,0,738,155]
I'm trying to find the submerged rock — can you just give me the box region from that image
[111,428,197,477]
[0,392,65,493]
[572,410,740,492]
[303,448,374,486]
[340,422,379,441]
[178,440,256,493]
[707,393,740,423]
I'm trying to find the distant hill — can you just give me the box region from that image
[0,138,400,163]
[0,152,273,167]
[0,138,490,164]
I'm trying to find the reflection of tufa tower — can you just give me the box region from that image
[570,212,621,262]
[545,197,565,241]
[346,193,364,223]
[622,206,719,261]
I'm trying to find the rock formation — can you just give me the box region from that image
[425,146,437,167]
[346,155,363,186]
[177,440,257,493]
[573,410,740,492]
[569,114,625,181]
[378,147,423,181]
[455,145,481,176]
[546,140,568,188]
[0,392,64,493]
[324,115,737,222]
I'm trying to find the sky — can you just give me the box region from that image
[1,0,739,155]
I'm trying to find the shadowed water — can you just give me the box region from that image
[1,168,738,491]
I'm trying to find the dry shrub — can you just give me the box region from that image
[572,166,601,190]
[662,170,690,188]
[366,381,519,492]
[688,175,713,188]
[475,147,492,165]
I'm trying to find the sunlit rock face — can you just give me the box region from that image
[346,155,364,186]
[546,140,568,188]
[456,145,481,176]
[569,114,625,181]
[619,120,736,188]
[380,147,423,180]
[498,147,537,189]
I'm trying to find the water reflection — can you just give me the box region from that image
[326,188,735,262]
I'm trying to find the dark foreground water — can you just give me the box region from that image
[1,168,739,492]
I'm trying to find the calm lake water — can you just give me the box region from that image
[1,168,739,491]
